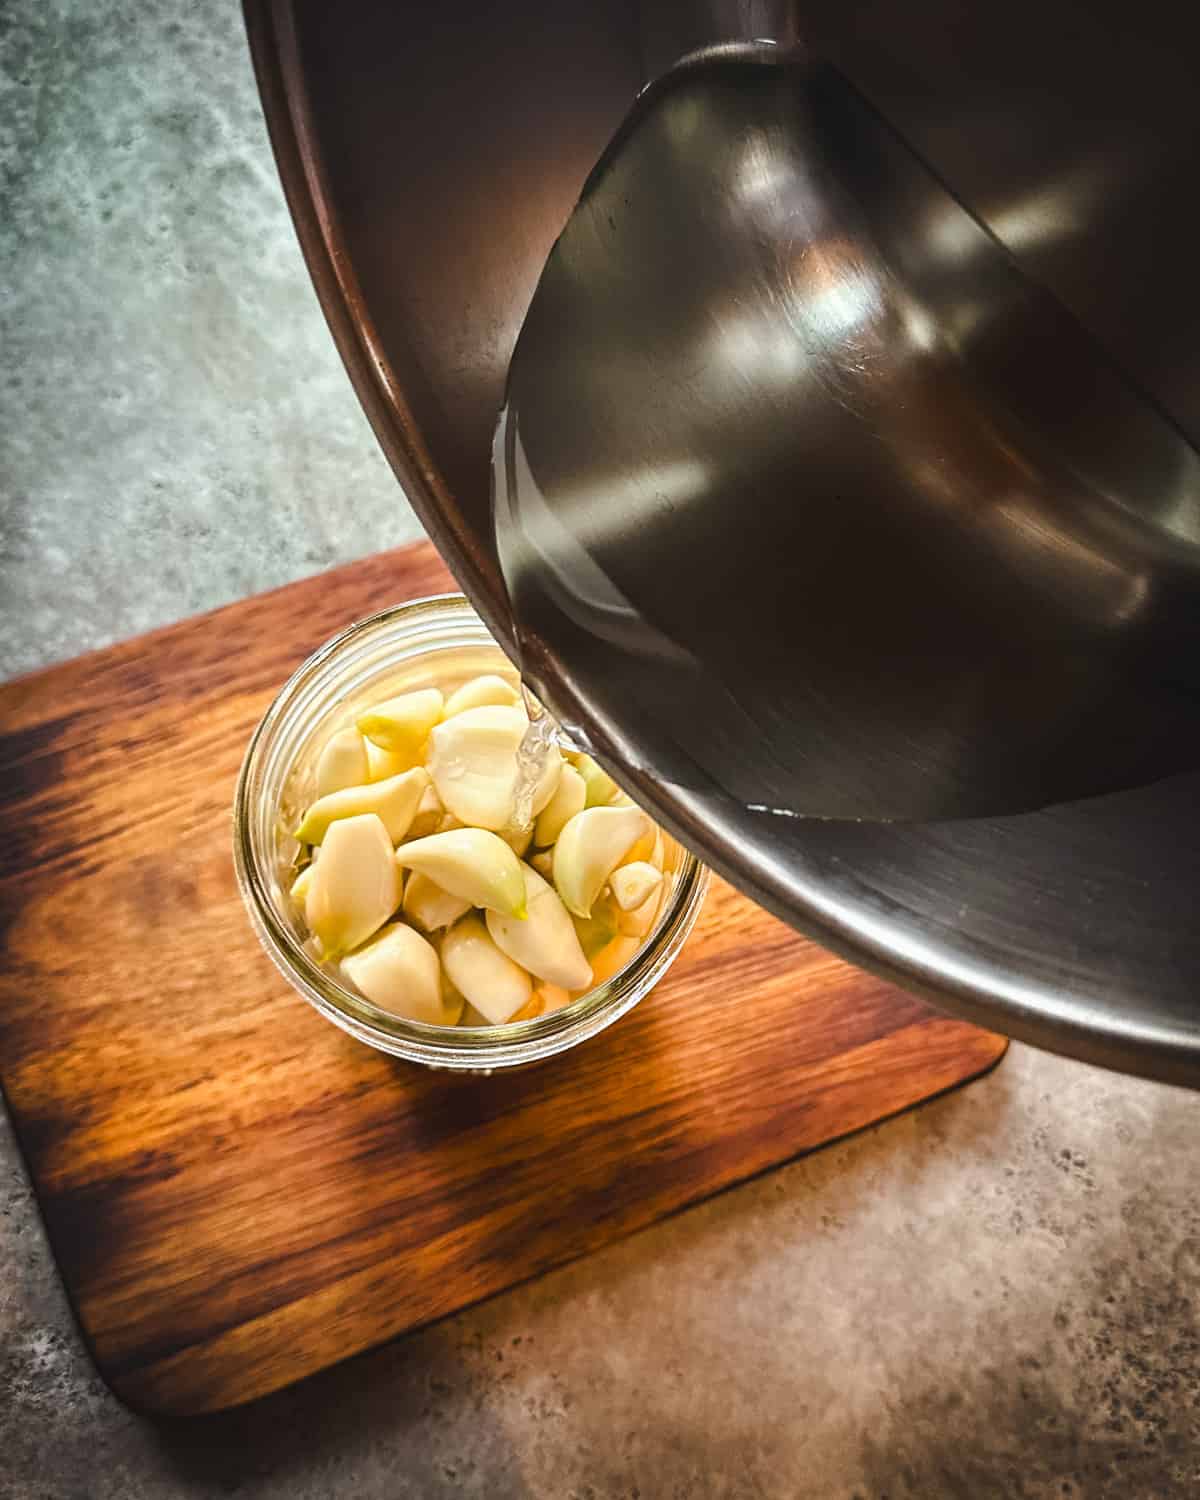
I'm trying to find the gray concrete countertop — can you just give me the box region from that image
[2,5,1198,1497]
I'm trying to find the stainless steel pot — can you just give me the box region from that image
[244,0,1200,1085]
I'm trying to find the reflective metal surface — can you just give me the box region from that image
[798,0,1200,455]
[496,50,1200,821]
[245,0,1200,1084]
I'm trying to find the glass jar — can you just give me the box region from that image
[233,594,709,1070]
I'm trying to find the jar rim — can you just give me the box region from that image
[233,593,708,1068]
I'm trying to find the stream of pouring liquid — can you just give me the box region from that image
[508,683,565,837]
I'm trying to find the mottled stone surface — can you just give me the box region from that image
[0,0,420,681]
[2,2,1200,1496]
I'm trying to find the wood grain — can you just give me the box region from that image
[0,541,1006,1415]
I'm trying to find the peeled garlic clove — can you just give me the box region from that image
[509,990,545,1022]
[340,922,447,1024]
[610,861,663,913]
[405,783,444,840]
[315,727,369,797]
[529,848,555,881]
[529,749,564,818]
[487,862,593,991]
[395,827,527,918]
[589,934,642,985]
[617,885,662,938]
[437,812,464,833]
[553,805,651,918]
[289,864,315,905]
[571,903,618,960]
[576,753,618,808]
[460,1001,493,1027]
[649,829,665,871]
[443,673,520,718]
[305,814,399,957]
[295,767,429,845]
[357,688,444,756]
[441,914,532,1024]
[534,762,586,847]
[536,982,572,1013]
[402,869,472,932]
[366,739,421,780]
[621,822,657,867]
[425,703,527,831]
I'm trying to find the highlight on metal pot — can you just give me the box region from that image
[245,0,1200,1086]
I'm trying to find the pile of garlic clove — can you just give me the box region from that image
[287,674,668,1027]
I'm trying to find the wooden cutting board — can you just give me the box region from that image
[0,541,1006,1416]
